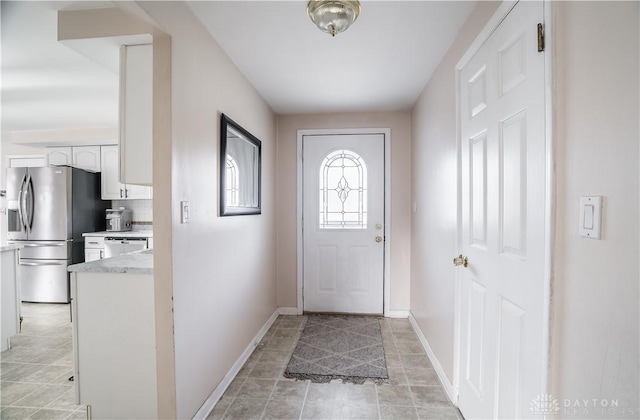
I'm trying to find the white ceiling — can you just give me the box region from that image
[1,1,120,143]
[1,1,475,143]
[187,1,476,114]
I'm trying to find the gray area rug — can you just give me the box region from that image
[284,315,389,384]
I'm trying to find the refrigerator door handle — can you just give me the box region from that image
[19,261,67,267]
[26,174,34,231]
[17,174,27,231]
[21,242,66,247]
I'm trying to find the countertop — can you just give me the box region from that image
[68,249,153,275]
[83,230,153,238]
[0,244,21,252]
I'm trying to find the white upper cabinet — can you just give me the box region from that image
[47,146,101,172]
[72,146,101,172]
[47,147,72,166]
[100,146,123,200]
[119,44,152,186]
[7,155,47,168]
[101,145,152,200]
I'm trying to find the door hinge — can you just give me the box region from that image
[537,23,545,52]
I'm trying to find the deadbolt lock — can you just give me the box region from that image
[375,224,382,230]
[453,254,468,268]
[375,236,383,243]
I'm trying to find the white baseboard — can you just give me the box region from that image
[408,312,458,406]
[386,310,410,318]
[193,308,281,420]
[277,307,299,315]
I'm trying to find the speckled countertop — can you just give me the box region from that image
[68,249,153,274]
[0,244,21,252]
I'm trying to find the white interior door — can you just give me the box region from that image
[458,1,547,419]
[303,134,384,314]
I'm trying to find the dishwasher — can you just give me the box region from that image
[104,237,148,258]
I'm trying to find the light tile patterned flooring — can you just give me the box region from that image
[0,303,86,419]
[1,309,463,420]
[208,316,464,420]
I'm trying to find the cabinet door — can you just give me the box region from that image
[7,155,47,168]
[100,146,124,200]
[120,44,152,186]
[124,184,153,200]
[84,248,103,262]
[47,147,73,166]
[73,146,101,172]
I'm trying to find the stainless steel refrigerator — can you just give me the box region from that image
[6,166,108,303]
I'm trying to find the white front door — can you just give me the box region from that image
[458,1,547,419]
[302,133,385,314]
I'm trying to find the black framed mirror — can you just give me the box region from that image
[220,114,261,216]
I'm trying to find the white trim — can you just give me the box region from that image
[541,0,555,399]
[453,66,463,398]
[194,309,280,420]
[296,128,392,316]
[296,134,304,315]
[386,310,410,319]
[408,313,457,405]
[277,307,298,316]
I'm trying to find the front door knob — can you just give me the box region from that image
[375,236,383,243]
[453,254,468,267]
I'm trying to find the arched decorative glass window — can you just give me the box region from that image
[319,149,367,229]
[226,155,239,207]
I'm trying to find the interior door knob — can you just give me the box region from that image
[453,254,468,267]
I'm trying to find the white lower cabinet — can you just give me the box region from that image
[1,248,21,352]
[84,236,105,262]
[100,145,152,200]
[71,271,157,419]
[84,248,103,263]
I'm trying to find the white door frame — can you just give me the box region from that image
[297,128,392,316]
[453,0,555,402]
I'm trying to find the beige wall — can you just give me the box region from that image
[410,1,500,383]
[551,1,639,414]
[276,112,412,312]
[138,3,278,418]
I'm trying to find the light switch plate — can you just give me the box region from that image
[579,196,602,239]
[180,201,190,224]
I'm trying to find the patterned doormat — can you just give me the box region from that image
[283,315,389,384]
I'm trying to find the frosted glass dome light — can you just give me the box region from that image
[307,0,361,37]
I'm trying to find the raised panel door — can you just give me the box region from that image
[73,146,101,172]
[47,147,73,166]
[100,146,124,200]
[458,2,547,419]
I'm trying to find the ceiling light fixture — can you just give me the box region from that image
[307,0,361,37]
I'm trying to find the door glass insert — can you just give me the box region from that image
[319,149,367,229]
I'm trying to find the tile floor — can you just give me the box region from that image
[207,316,464,420]
[1,309,463,420]
[0,303,86,419]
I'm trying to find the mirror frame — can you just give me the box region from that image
[220,113,262,216]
